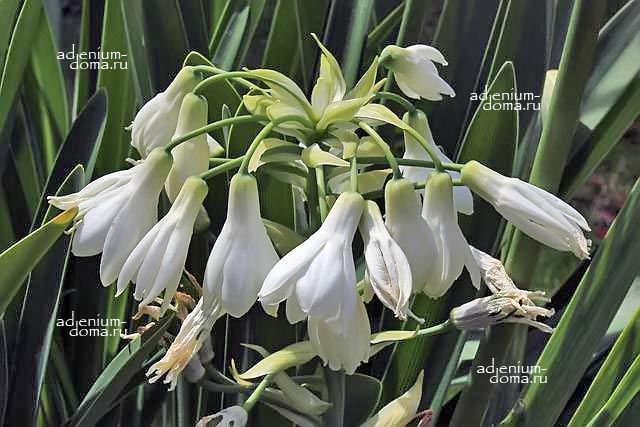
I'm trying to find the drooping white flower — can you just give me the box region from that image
[421,173,480,298]
[384,178,437,293]
[147,297,224,390]
[205,173,280,317]
[450,288,555,333]
[380,44,455,100]
[258,192,370,373]
[48,149,172,285]
[362,371,424,427]
[401,110,473,215]
[165,93,210,202]
[196,406,248,427]
[130,66,201,157]
[359,200,412,320]
[460,161,591,259]
[117,177,209,313]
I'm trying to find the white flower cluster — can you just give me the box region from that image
[47,38,588,397]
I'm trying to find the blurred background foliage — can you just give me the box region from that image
[0,0,638,426]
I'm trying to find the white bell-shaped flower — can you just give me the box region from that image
[359,200,412,320]
[307,298,371,374]
[48,149,173,285]
[401,110,473,215]
[460,161,591,259]
[117,177,209,313]
[380,44,455,100]
[165,93,210,202]
[421,173,480,298]
[384,178,437,293]
[258,192,369,373]
[196,406,248,427]
[205,173,279,317]
[130,66,201,157]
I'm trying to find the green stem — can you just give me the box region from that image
[315,166,329,221]
[242,374,274,413]
[199,157,244,180]
[165,115,267,152]
[239,122,275,174]
[350,156,358,192]
[403,126,444,171]
[358,121,401,179]
[372,91,416,112]
[357,156,463,171]
[190,65,258,91]
[209,157,235,166]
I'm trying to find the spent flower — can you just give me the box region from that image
[450,289,555,333]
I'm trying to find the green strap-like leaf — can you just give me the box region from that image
[0,207,76,317]
[568,308,640,426]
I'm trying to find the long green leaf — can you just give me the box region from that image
[4,166,84,427]
[67,315,174,427]
[568,307,640,426]
[341,0,374,88]
[0,0,42,136]
[0,207,76,317]
[94,0,136,175]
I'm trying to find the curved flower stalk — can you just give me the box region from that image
[380,44,455,100]
[196,406,248,427]
[421,173,480,298]
[362,371,424,427]
[259,192,370,374]
[165,93,210,202]
[48,149,173,285]
[401,110,474,215]
[205,173,279,317]
[460,160,591,259]
[148,298,224,390]
[384,178,437,293]
[359,200,413,320]
[117,177,209,313]
[450,288,555,334]
[130,66,201,157]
